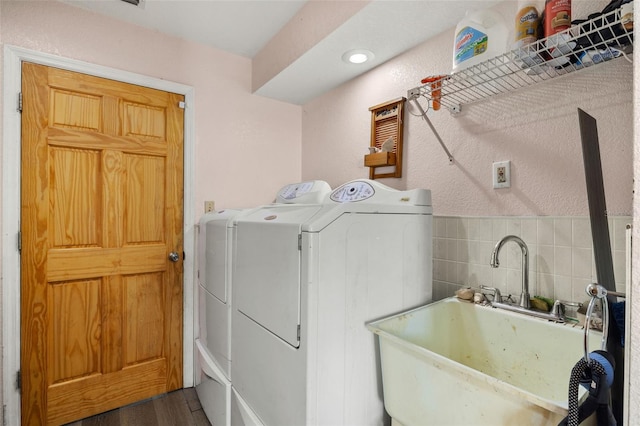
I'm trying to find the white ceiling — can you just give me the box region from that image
[59,0,500,104]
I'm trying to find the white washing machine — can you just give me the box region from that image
[231,179,433,425]
[194,181,331,426]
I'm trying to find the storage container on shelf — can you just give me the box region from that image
[452,9,509,73]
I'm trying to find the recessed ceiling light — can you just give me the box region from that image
[342,49,374,64]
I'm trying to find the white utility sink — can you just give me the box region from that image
[367,297,601,426]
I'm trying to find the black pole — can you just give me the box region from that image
[577,108,624,423]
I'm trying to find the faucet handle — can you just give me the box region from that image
[551,300,565,320]
[480,285,502,302]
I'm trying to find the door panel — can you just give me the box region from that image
[21,62,184,425]
[125,154,165,243]
[124,272,165,365]
[49,279,101,384]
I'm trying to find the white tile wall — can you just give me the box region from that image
[433,216,631,305]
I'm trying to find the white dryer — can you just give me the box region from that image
[231,179,433,425]
[194,181,331,426]
[195,208,241,426]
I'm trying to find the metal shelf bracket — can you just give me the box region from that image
[407,91,454,164]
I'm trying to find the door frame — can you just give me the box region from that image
[2,45,196,425]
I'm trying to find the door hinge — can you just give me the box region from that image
[15,371,21,392]
[17,92,23,113]
[17,231,21,253]
[178,101,185,109]
[298,234,302,251]
[297,324,301,340]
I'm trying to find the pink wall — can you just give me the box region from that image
[302,1,633,217]
[1,0,302,215]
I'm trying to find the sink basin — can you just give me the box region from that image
[366,297,601,426]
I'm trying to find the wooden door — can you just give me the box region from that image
[20,63,184,425]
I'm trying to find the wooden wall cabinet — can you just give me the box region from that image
[364,97,405,179]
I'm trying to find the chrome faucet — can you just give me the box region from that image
[490,235,530,309]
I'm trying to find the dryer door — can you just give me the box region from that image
[234,205,322,348]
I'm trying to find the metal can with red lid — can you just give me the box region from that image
[544,0,571,38]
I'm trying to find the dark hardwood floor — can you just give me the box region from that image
[65,388,211,426]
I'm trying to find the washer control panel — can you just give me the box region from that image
[330,180,375,203]
[275,180,331,204]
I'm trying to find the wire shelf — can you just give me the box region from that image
[409,4,634,114]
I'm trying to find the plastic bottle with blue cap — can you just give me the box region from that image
[452,9,508,73]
